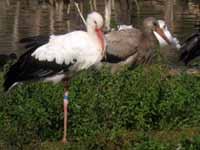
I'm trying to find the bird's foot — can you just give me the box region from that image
[61,138,67,144]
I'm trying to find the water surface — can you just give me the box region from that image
[0,0,199,56]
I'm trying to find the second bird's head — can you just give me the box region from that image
[143,17,179,48]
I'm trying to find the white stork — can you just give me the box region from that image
[4,11,105,144]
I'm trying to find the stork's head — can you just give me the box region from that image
[86,12,104,30]
[86,12,105,56]
[143,17,179,48]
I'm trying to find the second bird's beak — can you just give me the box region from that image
[154,26,172,46]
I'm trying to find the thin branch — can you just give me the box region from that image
[74,2,87,26]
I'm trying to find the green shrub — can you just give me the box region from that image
[180,135,200,150]
[0,64,200,149]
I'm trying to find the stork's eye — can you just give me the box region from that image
[153,22,158,26]
[94,21,97,25]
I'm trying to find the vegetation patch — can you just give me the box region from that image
[0,64,200,149]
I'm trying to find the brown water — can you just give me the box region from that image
[0,0,199,56]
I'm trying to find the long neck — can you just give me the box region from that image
[143,30,158,47]
[87,25,105,56]
[87,25,95,35]
[87,25,100,47]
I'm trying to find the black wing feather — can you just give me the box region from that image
[20,35,49,52]
[180,32,200,64]
[4,35,74,91]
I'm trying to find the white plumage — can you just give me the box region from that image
[117,25,133,31]
[32,31,102,71]
[31,11,105,76]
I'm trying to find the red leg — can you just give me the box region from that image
[62,81,69,144]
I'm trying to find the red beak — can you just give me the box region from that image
[95,28,105,56]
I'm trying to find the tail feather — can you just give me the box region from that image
[3,61,21,91]
[20,36,49,44]
[3,35,50,92]
[4,73,17,92]
[20,35,49,52]
[3,78,17,92]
